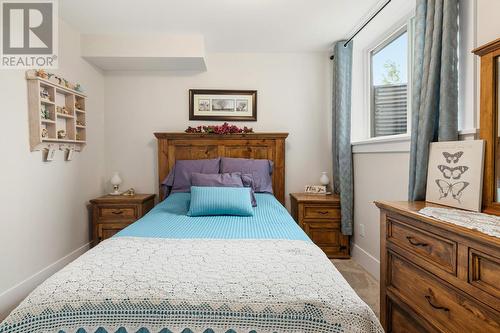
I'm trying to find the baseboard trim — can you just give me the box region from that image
[351,243,380,281]
[0,242,90,320]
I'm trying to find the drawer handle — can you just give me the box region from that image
[112,210,124,215]
[425,295,450,312]
[406,236,428,247]
[425,289,449,312]
[317,211,329,215]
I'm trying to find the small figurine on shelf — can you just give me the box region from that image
[35,69,48,79]
[57,130,66,139]
[40,87,50,100]
[64,79,75,90]
[56,106,70,115]
[76,120,85,126]
[50,75,63,85]
[75,100,84,110]
[74,84,83,92]
[41,128,48,138]
[76,133,81,141]
[40,104,49,119]
[123,188,136,197]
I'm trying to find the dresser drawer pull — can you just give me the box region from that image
[317,211,329,215]
[406,236,428,247]
[112,210,124,215]
[425,289,450,312]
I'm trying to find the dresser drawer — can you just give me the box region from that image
[469,248,500,299]
[97,205,137,220]
[389,253,500,333]
[303,205,340,219]
[387,299,438,333]
[388,217,457,274]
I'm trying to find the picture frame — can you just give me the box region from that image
[425,140,485,211]
[189,89,257,121]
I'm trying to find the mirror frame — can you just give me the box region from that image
[473,38,500,215]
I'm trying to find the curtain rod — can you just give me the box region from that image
[344,0,392,47]
[330,0,392,59]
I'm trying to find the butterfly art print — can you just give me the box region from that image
[425,140,484,211]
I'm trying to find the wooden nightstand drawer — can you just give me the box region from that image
[304,221,339,244]
[388,216,457,274]
[290,193,349,259]
[98,223,130,240]
[98,205,137,220]
[389,252,500,333]
[304,205,340,219]
[90,194,155,245]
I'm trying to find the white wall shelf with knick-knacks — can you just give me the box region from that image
[26,70,87,153]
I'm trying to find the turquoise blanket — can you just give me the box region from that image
[116,193,310,241]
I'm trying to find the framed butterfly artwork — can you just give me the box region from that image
[425,140,485,211]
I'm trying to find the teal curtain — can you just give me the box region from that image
[408,0,459,201]
[332,40,353,235]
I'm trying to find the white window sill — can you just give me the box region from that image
[351,129,478,154]
[351,134,411,154]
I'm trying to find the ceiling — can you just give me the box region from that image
[60,0,381,53]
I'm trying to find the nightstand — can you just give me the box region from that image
[290,193,350,258]
[90,194,155,245]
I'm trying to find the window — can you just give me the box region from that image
[370,25,410,138]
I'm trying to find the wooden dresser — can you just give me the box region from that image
[290,193,349,258]
[90,194,155,245]
[375,201,500,333]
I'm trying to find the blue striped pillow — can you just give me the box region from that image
[187,186,254,217]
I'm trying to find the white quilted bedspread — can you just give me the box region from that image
[0,237,382,333]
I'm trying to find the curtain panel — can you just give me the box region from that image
[408,0,459,201]
[332,41,353,235]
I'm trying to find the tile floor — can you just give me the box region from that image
[332,259,380,318]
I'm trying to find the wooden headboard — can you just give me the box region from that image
[154,132,288,205]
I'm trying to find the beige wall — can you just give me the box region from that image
[103,53,332,208]
[0,20,105,317]
[477,0,500,46]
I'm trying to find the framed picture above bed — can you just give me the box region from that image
[189,89,257,121]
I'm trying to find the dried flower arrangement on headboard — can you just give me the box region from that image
[185,122,254,135]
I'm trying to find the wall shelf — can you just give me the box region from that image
[26,71,87,152]
[57,113,75,119]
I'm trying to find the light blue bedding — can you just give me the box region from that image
[116,193,310,241]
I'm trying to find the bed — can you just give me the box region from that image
[0,133,382,333]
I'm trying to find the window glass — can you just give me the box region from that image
[371,30,408,137]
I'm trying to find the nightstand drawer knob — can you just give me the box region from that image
[318,211,329,215]
[112,210,124,215]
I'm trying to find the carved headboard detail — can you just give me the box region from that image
[154,133,289,205]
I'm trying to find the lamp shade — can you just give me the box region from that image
[110,172,122,186]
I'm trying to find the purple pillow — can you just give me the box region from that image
[161,158,220,194]
[191,172,257,207]
[221,157,273,193]
[191,172,244,187]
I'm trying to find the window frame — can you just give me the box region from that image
[365,15,414,140]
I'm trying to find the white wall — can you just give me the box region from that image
[350,0,500,279]
[103,53,332,207]
[0,20,105,318]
